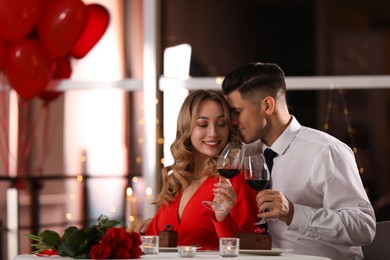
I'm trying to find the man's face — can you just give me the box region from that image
[226,90,268,144]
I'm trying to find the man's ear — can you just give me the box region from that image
[263,96,275,114]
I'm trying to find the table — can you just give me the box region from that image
[142,251,332,260]
[14,251,332,260]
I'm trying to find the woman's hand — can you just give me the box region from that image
[134,218,152,234]
[212,177,237,221]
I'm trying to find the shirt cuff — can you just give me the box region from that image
[288,203,313,233]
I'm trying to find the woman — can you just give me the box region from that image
[139,90,258,250]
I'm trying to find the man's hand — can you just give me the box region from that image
[256,189,294,225]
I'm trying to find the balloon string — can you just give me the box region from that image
[36,103,50,175]
[17,99,28,185]
[39,101,61,170]
[0,79,9,176]
[23,102,44,165]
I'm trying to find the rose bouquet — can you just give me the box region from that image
[26,215,142,259]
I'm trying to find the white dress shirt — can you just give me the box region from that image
[265,116,376,260]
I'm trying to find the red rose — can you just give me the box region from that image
[127,232,142,247]
[100,236,118,250]
[35,249,57,256]
[90,244,111,259]
[106,227,127,240]
[116,236,133,249]
[113,248,130,259]
[128,246,142,259]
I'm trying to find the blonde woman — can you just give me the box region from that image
[138,89,258,250]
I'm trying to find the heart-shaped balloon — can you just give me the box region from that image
[70,3,110,59]
[0,0,44,42]
[6,39,51,100]
[0,38,6,70]
[38,0,88,60]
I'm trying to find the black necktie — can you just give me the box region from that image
[260,148,278,230]
[264,148,278,173]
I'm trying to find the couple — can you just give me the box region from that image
[136,62,376,260]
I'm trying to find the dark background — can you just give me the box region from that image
[160,0,390,221]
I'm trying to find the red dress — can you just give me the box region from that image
[146,172,258,250]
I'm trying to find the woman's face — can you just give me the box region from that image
[190,100,229,161]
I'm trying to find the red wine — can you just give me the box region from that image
[218,168,240,179]
[246,180,269,191]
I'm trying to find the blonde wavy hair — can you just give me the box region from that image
[155,89,241,206]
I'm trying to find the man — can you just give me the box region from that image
[221,62,376,259]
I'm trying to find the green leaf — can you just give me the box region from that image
[63,229,87,255]
[24,234,40,241]
[62,226,79,243]
[39,230,61,247]
[57,244,73,257]
[74,253,89,259]
[105,219,120,228]
[97,214,108,225]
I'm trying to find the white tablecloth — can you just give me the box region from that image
[15,251,332,260]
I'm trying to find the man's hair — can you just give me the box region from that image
[222,62,286,102]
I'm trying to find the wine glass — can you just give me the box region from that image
[243,153,270,225]
[202,142,245,212]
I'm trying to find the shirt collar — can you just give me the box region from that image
[262,116,301,156]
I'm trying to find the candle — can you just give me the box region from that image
[7,188,19,260]
[226,246,235,255]
[132,177,146,220]
[125,187,133,228]
[178,246,197,258]
[144,186,153,218]
[219,238,239,257]
[141,235,159,255]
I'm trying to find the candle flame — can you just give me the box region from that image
[146,187,152,196]
[126,187,133,197]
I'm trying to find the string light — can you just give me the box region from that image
[135,156,142,164]
[323,88,366,186]
[157,137,164,144]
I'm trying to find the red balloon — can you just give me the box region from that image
[71,4,110,59]
[0,38,6,70]
[39,56,72,102]
[51,56,72,79]
[6,39,51,101]
[39,90,63,103]
[0,0,44,42]
[38,0,88,60]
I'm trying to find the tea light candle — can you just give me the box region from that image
[226,246,235,254]
[219,238,239,257]
[178,246,197,258]
[141,235,159,255]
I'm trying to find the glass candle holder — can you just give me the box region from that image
[141,235,159,255]
[177,246,197,258]
[219,238,239,257]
